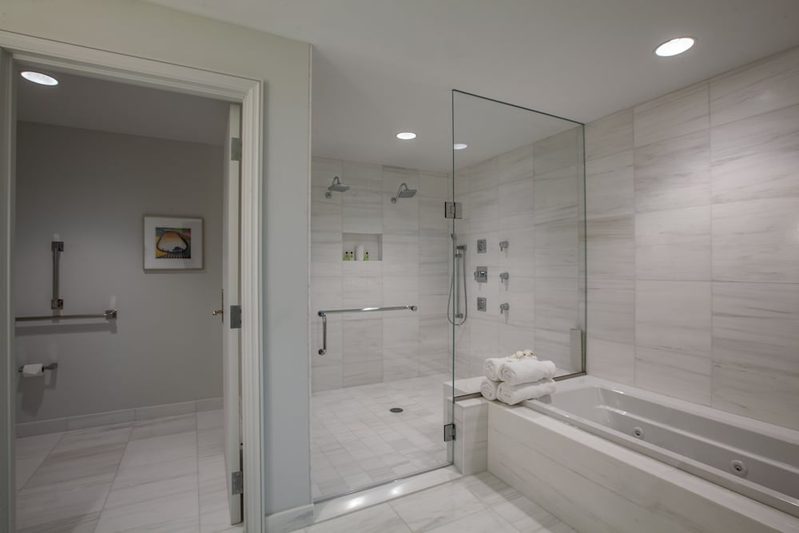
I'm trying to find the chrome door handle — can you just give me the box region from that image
[212,309,224,316]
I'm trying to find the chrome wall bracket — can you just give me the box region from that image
[443,423,456,442]
[444,201,462,219]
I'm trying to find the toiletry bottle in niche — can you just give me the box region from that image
[364,251,370,261]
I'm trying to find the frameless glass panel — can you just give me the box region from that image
[309,148,455,500]
[451,90,586,391]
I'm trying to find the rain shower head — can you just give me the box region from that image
[325,176,349,198]
[391,182,417,203]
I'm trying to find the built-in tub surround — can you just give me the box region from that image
[488,384,799,532]
[584,44,799,430]
[525,376,799,520]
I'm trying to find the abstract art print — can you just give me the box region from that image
[143,216,203,270]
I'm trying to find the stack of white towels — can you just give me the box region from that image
[481,350,557,405]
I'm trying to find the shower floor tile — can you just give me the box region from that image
[311,374,452,499]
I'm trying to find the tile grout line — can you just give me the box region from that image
[93,424,134,532]
[16,430,68,495]
[196,412,203,530]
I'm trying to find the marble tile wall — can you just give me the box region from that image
[487,402,798,533]
[455,129,585,378]
[311,157,451,392]
[585,45,799,430]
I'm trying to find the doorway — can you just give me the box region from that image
[12,68,241,531]
[0,34,264,532]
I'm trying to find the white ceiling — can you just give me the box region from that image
[17,69,229,146]
[147,0,799,172]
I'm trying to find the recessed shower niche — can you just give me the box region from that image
[342,232,382,261]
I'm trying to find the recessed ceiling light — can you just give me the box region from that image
[655,37,695,57]
[396,132,417,140]
[454,143,468,151]
[20,71,59,86]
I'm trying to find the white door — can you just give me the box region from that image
[221,103,243,524]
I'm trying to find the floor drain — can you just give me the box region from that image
[390,408,404,413]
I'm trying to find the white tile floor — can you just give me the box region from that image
[15,410,243,533]
[311,374,452,499]
[292,471,576,533]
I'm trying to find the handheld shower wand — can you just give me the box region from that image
[448,233,468,326]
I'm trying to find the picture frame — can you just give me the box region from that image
[143,215,204,270]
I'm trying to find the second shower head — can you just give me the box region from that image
[325,176,349,198]
[391,182,417,203]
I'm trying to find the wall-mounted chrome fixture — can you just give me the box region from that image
[500,272,509,283]
[477,239,487,253]
[499,240,509,252]
[325,176,350,198]
[391,182,417,203]
[477,297,487,312]
[448,234,468,326]
[317,305,417,355]
[51,240,64,309]
[500,302,510,314]
[474,266,488,283]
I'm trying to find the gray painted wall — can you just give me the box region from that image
[14,122,223,423]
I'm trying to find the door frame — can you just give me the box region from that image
[0,30,264,531]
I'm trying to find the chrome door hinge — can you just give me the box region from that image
[231,137,242,162]
[230,305,242,329]
[231,471,243,495]
[444,423,456,442]
[444,201,462,219]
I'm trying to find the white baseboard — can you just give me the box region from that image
[264,503,315,533]
[16,397,223,437]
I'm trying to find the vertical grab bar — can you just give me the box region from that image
[318,313,327,355]
[51,240,64,310]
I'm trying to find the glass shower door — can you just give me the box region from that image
[309,156,456,501]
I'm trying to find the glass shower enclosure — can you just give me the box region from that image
[451,90,586,386]
[308,89,585,502]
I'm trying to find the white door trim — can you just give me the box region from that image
[0,30,264,532]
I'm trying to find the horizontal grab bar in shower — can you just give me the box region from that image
[317,305,417,355]
[15,309,118,322]
[317,305,417,316]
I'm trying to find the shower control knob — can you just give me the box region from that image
[500,272,509,281]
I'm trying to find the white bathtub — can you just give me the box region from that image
[524,376,799,520]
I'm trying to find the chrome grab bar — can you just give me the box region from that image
[16,309,118,322]
[51,240,64,310]
[317,305,417,355]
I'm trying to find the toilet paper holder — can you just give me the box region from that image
[18,363,58,373]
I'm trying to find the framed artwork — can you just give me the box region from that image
[143,216,203,270]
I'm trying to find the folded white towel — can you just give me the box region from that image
[499,359,556,386]
[480,378,501,401]
[484,357,510,381]
[497,379,556,405]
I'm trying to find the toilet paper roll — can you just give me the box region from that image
[22,364,44,377]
